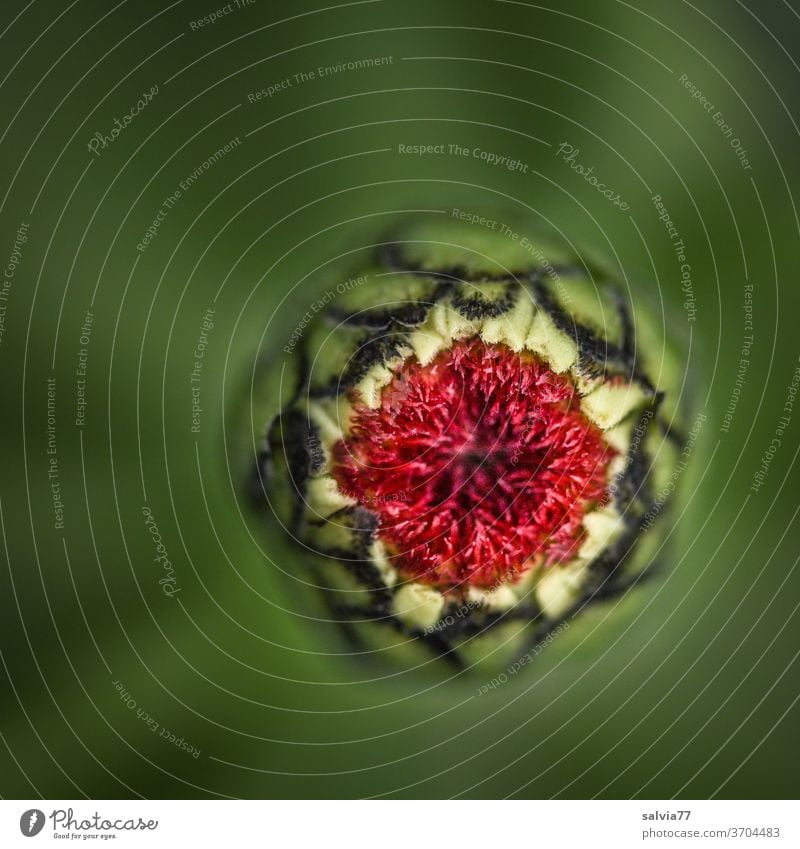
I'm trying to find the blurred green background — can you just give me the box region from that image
[1,0,798,799]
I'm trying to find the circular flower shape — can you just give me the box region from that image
[332,338,615,589]
[252,214,684,669]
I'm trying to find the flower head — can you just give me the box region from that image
[254,214,683,668]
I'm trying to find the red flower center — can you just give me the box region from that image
[332,339,614,590]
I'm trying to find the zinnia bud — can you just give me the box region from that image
[252,214,684,671]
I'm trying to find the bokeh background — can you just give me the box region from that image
[1,0,798,799]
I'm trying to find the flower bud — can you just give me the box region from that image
[252,214,685,671]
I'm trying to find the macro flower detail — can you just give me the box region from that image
[253,215,683,670]
[332,338,614,589]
